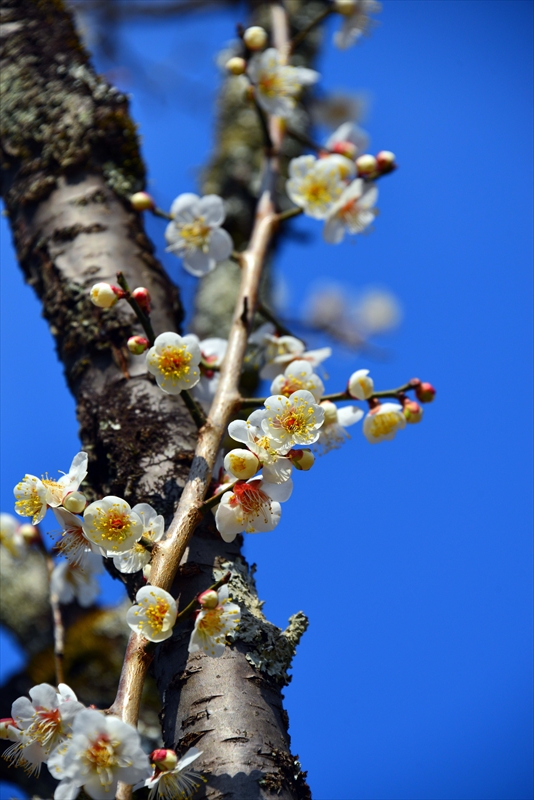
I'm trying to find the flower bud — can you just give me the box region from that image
[142,563,152,581]
[127,335,150,355]
[226,56,247,76]
[130,191,155,212]
[347,369,374,400]
[320,400,339,426]
[334,0,357,14]
[18,523,40,544]
[90,283,122,309]
[376,150,396,172]
[403,400,423,424]
[355,154,378,176]
[224,449,260,481]
[150,748,178,772]
[331,140,357,160]
[131,287,151,314]
[415,381,436,403]
[198,589,219,609]
[243,25,268,51]
[0,719,19,740]
[63,492,87,514]
[290,449,315,471]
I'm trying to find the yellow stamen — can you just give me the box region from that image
[178,217,211,252]
[92,505,132,545]
[156,345,192,381]
[369,412,400,438]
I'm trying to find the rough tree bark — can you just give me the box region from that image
[0,1,313,797]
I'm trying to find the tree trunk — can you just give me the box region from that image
[0,1,310,797]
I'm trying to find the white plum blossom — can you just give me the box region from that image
[189,585,241,657]
[347,368,374,400]
[314,400,364,454]
[247,47,319,118]
[47,708,151,800]
[5,683,84,776]
[324,179,378,243]
[250,324,331,380]
[215,475,292,541]
[126,586,178,643]
[325,120,369,158]
[112,503,164,574]
[82,496,144,555]
[286,154,355,219]
[363,401,406,443]
[50,553,103,607]
[191,336,228,411]
[134,747,205,800]
[146,332,201,395]
[270,359,325,403]
[334,0,381,50]
[0,512,26,558]
[165,193,233,276]
[52,507,104,568]
[260,390,325,451]
[224,449,260,481]
[228,411,293,484]
[13,452,88,525]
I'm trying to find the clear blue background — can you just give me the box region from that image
[1,2,532,799]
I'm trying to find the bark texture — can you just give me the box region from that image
[0,1,310,797]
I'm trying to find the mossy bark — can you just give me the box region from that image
[0,1,310,798]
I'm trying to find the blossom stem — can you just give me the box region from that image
[275,206,304,223]
[289,6,333,54]
[180,389,207,429]
[284,125,326,154]
[253,97,275,153]
[240,380,421,409]
[116,272,156,346]
[174,570,231,624]
[151,206,173,221]
[257,300,295,336]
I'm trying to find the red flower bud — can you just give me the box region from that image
[131,287,151,314]
[415,381,436,403]
[127,335,150,355]
[402,399,423,424]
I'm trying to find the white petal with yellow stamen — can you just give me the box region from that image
[127,586,178,643]
[112,502,164,574]
[165,193,233,276]
[286,154,355,220]
[189,585,241,658]
[260,390,325,451]
[270,359,325,402]
[13,475,48,524]
[82,496,144,554]
[228,415,293,484]
[247,48,319,118]
[363,402,406,443]
[324,179,378,244]
[146,331,201,395]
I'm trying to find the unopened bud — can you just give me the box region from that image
[226,56,247,76]
[290,449,315,471]
[415,381,436,403]
[130,191,155,212]
[355,154,378,176]
[0,719,20,741]
[224,449,260,481]
[90,283,122,309]
[18,523,40,544]
[198,589,219,609]
[127,335,150,355]
[347,369,374,400]
[142,563,152,581]
[403,400,423,424]
[63,492,87,514]
[334,0,357,15]
[131,287,151,314]
[376,150,396,172]
[150,748,178,771]
[320,400,338,426]
[243,26,268,51]
[331,140,357,160]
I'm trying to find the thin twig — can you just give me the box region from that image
[174,570,232,624]
[180,389,207,429]
[116,272,156,346]
[289,5,333,54]
[39,542,65,686]
[257,300,295,337]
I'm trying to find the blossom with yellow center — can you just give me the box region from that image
[127,586,178,643]
[347,368,374,400]
[47,708,151,798]
[112,503,164,574]
[146,331,201,395]
[83,496,144,554]
[228,413,293,484]
[165,193,233,276]
[215,476,292,541]
[286,154,356,220]
[260,390,325,452]
[363,402,406,443]
[189,585,240,657]
[270,359,325,403]
[13,452,88,524]
[134,747,205,800]
[314,401,364,455]
[247,48,319,118]
[324,178,378,243]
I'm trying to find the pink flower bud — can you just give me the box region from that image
[403,399,424,424]
[243,25,268,51]
[150,748,178,771]
[376,151,396,172]
[63,491,87,514]
[0,718,19,740]
[331,140,357,160]
[90,283,123,309]
[356,154,378,176]
[289,449,315,471]
[130,191,155,212]
[415,381,436,403]
[131,287,151,314]
[198,589,219,609]
[127,335,150,355]
[226,56,247,76]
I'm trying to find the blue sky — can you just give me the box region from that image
[1,2,532,798]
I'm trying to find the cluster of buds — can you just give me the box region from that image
[356,150,397,179]
[89,280,152,313]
